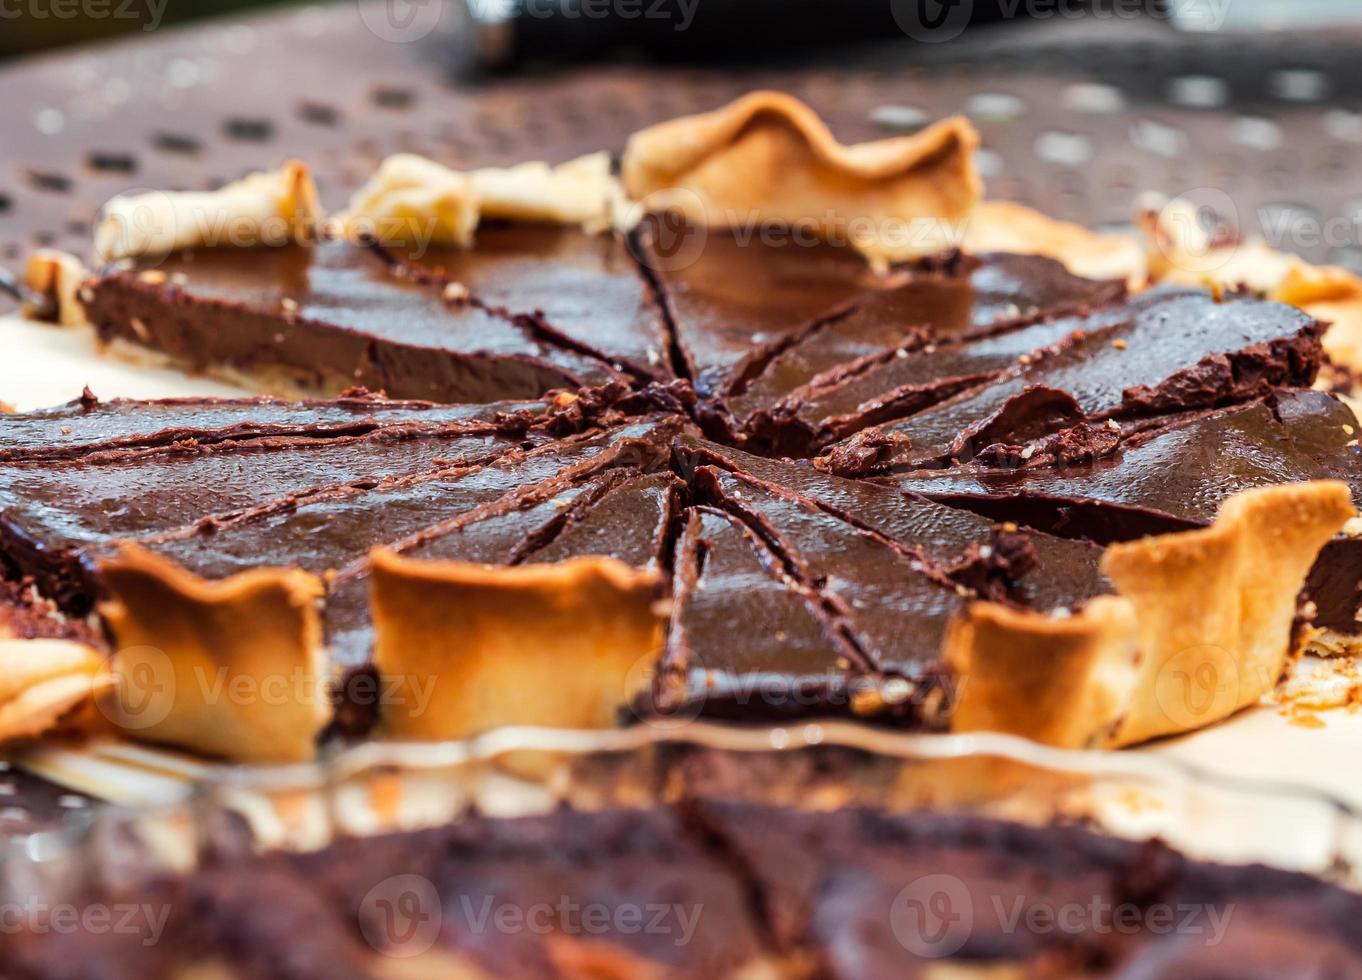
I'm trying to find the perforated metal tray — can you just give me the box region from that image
[4,5,1362,288]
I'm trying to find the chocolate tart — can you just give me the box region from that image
[0,385,685,759]
[3,92,1360,762]
[816,288,1324,476]
[633,228,1124,403]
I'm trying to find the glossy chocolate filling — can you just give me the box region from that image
[885,388,1362,633]
[84,238,623,402]
[818,290,1323,475]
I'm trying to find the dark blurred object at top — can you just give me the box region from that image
[455,0,1031,73]
[446,0,1362,75]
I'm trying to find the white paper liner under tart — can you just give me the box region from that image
[52,480,1348,762]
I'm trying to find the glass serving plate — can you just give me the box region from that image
[3,721,1360,908]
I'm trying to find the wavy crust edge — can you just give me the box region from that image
[621,90,982,269]
[964,200,1148,287]
[93,160,321,266]
[370,548,665,741]
[947,480,1354,748]
[96,543,328,763]
[334,151,630,248]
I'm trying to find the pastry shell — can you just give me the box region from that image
[621,90,981,269]
[949,480,1355,748]
[94,161,322,265]
[370,548,666,742]
[96,544,328,763]
[334,151,629,248]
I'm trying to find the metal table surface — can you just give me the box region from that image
[3,4,1362,294]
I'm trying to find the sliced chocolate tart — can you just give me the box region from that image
[742,286,1190,456]
[0,386,687,758]
[0,385,1351,759]
[0,387,554,463]
[654,437,1348,746]
[393,222,674,382]
[632,220,1124,408]
[4,92,1360,763]
[687,800,1362,979]
[0,390,578,613]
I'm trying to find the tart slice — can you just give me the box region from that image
[817,288,1324,475]
[886,388,1362,655]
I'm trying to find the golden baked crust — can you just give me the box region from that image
[370,548,665,741]
[964,200,1147,286]
[94,160,321,265]
[1102,480,1353,745]
[97,544,327,762]
[945,596,1137,747]
[335,151,628,248]
[621,90,981,269]
[22,249,91,328]
[0,637,108,744]
[948,481,1354,748]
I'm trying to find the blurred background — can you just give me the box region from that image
[5,0,1362,291]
